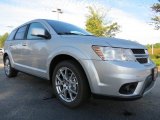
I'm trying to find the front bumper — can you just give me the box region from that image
[81,60,158,99]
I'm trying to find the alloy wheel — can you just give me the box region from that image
[4,58,10,75]
[55,67,78,102]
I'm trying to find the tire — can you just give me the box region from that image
[4,56,18,77]
[52,60,90,108]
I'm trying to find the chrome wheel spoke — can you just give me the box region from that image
[56,82,63,86]
[58,88,66,95]
[69,80,78,85]
[64,68,68,78]
[60,69,67,80]
[4,59,10,75]
[63,89,67,99]
[68,90,73,101]
[68,73,78,85]
[55,67,78,102]
[69,73,73,81]
[69,89,77,95]
[56,75,63,84]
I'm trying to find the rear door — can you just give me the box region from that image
[9,25,28,65]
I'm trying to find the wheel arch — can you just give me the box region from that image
[48,54,91,92]
[3,53,8,62]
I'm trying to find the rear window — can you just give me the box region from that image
[14,25,28,40]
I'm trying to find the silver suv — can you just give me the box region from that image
[3,19,158,108]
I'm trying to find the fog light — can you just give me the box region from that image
[119,82,138,95]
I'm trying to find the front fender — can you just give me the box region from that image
[46,46,90,78]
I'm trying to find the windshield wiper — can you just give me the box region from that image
[58,32,94,36]
[82,34,95,36]
[58,32,82,35]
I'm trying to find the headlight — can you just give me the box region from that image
[92,46,136,61]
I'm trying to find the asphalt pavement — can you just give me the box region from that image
[0,55,160,120]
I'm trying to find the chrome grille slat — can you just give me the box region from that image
[135,56,148,58]
[132,49,145,54]
[131,49,148,64]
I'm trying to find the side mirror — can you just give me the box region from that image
[31,28,51,39]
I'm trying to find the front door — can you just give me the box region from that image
[21,22,50,77]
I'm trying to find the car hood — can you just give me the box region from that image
[60,35,146,49]
[100,37,146,49]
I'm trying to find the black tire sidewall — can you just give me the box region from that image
[4,56,17,77]
[4,56,11,77]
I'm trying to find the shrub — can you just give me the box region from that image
[151,58,160,66]
[148,48,160,66]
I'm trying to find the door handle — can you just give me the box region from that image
[22,44,27,46]
[22,43,27,46]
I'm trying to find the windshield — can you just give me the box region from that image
[47,20,93,36]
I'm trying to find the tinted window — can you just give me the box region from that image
[15,25,27,40]
[7,30,17,40]
[27,22,46,40]
[47,20,92,36]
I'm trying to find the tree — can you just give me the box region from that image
[146,43,160,49]
[0,33,9,48]
[151,2,160,30]
[85,6,120,37]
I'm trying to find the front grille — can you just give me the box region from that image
[132,49,145,54]
[131,49,148,64]
[136,58,148,64]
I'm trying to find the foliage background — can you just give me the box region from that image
[147,43,160,66]
[0,33,8,48]
[85,6,120,37]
